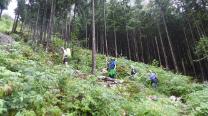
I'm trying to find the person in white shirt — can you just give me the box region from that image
[61,47,68,65]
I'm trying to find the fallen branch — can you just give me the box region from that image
[193,55,208,62]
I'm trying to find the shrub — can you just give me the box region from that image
[151,59,160,67]
[116,65,130,79]
[11,33,22,41]
[154,71,192,96]
[62,79,124,115]
[45,106,62,116]
[0,99,7,115]
[186,88,208,115]
[52,36,65,49]
[16,109,36,116]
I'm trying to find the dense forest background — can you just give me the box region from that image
[1,0,208,80]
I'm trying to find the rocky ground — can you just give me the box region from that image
[0,33,15,45]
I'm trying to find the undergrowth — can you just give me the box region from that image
[0,41,207,115]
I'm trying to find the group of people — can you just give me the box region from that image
[106,59,159,88]
[60,47,158,88]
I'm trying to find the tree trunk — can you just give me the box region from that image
[20,21,24,33]
[157,22,168,69]
[114,25,118,58]
[195,22,203,38]
[68,3,76,47]
[126,28,131,59]
[67,20,71,47]
[187,20,204,79]
[29,24,33,42]
[113,11,118,58]
[33,7,40,44]
[92,0,96,74]
[155,37,162,66]
[39,25,43,44]
[139,29,144,62]
[133,29,139,61]
[181,59,186,75]
[161,10,179,72]
[104,0,109,67]
[47,0,55,51]
[40,0,47,44]
[86,22,88,48]
[183,27,197,77]
[188,21,196,42]
[152,36,157,60]
[96,28,99,52]
[64,16,68,47]
[31,26,36,44]
[201,24,207,37]
[100,32,105,54]
[21,11,27,33]
[12,14,20,33]
[147,37,151,63]
[0,9,2,19]
[44,25,48,46]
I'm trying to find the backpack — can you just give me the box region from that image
[66,48,71,58]
[131,68,137,75]
[108,60,116,70]
[150,73,158,83]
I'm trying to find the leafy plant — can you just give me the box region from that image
[186,88,208,115]
[151,59,159,67]
[0,40,206,115]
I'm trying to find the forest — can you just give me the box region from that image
[4,0,207,80]
[0,0,208,115]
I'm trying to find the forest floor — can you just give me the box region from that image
[0,17,208,115]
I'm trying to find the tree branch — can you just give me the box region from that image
[193,55,208,62]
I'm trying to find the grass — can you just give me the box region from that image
[0,42,207,115]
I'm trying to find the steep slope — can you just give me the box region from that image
[0,40,207,115]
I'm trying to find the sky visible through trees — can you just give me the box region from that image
[4,0,150,18]
[2,0,17,18]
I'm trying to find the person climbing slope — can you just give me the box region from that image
[61,47,71,65]
[130,65,138,80]
[107,59,117,78]
[149,71,158,88]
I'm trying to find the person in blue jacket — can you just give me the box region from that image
[107,59,117,78]
[149,71,158,88]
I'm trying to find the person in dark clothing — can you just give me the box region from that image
[130,65,138,80]
[149,72,158,88]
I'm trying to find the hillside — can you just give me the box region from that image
[0,32,207,115]
[0,14,208,116]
